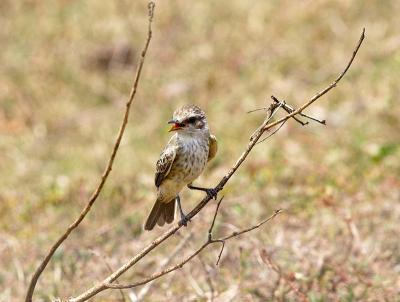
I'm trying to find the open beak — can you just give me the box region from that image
[168,119,184,132]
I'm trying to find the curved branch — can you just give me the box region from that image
[259,28,365,134]
[24,3,156,302]
[68,29,365,302]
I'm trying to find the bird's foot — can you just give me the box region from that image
[205,188,218,200]
[178,215,191,227]
[187,185,218,200]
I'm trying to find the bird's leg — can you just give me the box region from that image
[176,195,190,227]
[187,184,218,200]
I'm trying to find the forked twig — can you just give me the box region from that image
[259,29,365,134]
[270,95,326,125]
[248,96,325,127]
[24,3,156,302]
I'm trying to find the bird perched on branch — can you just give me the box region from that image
[144,105,218,231]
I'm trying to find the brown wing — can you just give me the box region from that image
[208,134,218,161]
[155,141,177,188]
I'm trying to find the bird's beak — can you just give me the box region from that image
[168,119,184,132]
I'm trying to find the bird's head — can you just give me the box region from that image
[168,104,209,136]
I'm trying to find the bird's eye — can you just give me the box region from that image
[187,117,196,124]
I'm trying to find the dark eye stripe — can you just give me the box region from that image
[184,116,197,124]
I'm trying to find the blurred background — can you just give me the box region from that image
[1,1,399,301]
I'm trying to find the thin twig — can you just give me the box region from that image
[299,112,325,125]
[217,209,283,242]
[215,241,226,266]
[24,3,156,302]
[249,95,325,126]
[247,107,268,114]
[257,119,288,145]
[68,28,365,302]
[208,197,224,241]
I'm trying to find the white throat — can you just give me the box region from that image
[176,127,209,141]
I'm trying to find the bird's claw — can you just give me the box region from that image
[206,188,218,200]
[179,215,190,227]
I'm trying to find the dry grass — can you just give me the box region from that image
[1,0,399,301]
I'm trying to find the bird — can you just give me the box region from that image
[144,104,218,231]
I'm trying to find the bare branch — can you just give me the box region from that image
[259,28,365,134]
[257,120,288,145]
[247,107,268,114]
[215,240,226,266]
[24,3,156,302]
[271,95,326,126]
[68,28,365,301]
[208,196,224,241]
[103,205,282,290]
[104,243,210,290]
[220,209,283,241]
[248,96,322,126]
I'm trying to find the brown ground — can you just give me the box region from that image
[0,1,399,301]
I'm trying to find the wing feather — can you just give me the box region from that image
[208,134,218,161]
[155,139,177,187]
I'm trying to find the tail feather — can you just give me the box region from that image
[157,210,165,227]
[164,200,175,224]
[144,200,162,231]
[144,199,175,231]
